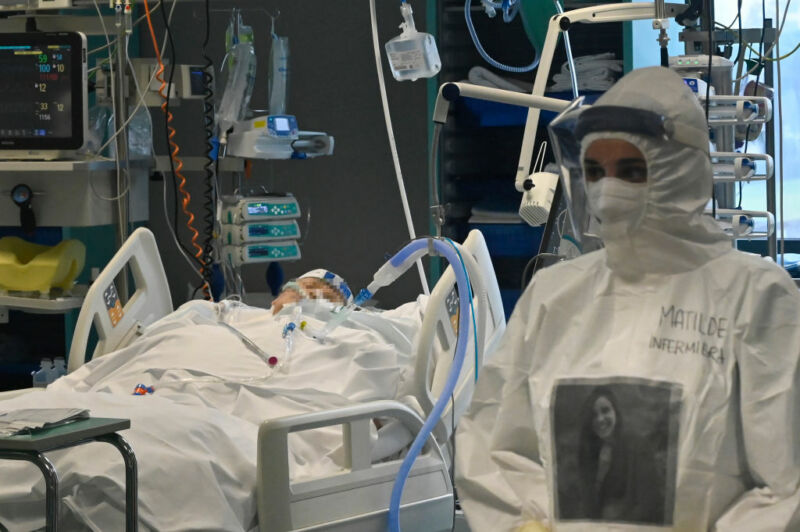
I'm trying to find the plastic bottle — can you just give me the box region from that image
[51,357,67,383]
[32,358,52,388]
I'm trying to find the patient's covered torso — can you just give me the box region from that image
[0,297,426,531]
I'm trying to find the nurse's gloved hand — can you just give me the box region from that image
[515,522,550,532]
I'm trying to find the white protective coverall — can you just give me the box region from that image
[455,67,800,531]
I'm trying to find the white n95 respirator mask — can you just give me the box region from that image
[585,178,647,230]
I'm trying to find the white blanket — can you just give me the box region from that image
[0,297,426,531]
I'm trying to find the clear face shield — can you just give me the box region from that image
[547,97,593,245]
[548,100,675,245]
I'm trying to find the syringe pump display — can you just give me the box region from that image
[222,195,301,223]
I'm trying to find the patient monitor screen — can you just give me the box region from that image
[0,32,86,150]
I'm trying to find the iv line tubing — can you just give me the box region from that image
[92,0,127,300]
[464,0,539,73]
[368,0,430,296]
[732,0,792,82]
[93,0,179,158]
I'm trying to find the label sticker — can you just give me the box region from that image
[388,49,425,72]
[103,283,124,327]
[446,287,460,333]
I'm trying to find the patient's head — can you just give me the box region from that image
[271,269,353,314]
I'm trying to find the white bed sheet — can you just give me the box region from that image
[0,296,426,531]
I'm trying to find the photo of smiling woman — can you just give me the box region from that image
[551,379,680,526]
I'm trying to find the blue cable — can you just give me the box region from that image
[502,1,519,23]
[464,0,538,73]
[482,0,506,9]
[484,0,518,21]
[387,238,472,532]
[445,238,480,382]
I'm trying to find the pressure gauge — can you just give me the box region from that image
[11,183,35,234]
[11,184,32,207]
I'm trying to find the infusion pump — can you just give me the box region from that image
[221,194,303,265]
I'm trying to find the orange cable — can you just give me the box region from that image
[142,0,209,296]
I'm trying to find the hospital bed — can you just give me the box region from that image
[3,227,505,531]
[257,228,505,531]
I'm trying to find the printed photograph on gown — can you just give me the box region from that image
[550,376,681,526]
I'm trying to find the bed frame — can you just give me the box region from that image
[257,230,505,531]
[63,228,505,532]
[67,227,173,373]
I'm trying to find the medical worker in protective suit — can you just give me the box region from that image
[455,66,800,532]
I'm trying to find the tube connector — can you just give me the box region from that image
[124,0,133,35]
[399,3,416,33]
[114,0,123,28]
[427,237,437,257]
[353,288,373,307]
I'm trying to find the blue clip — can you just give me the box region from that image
[282,322,297,338]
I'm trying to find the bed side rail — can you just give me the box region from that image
[258,400,454,532]
[413,230,507,442]
[67,227,172,373]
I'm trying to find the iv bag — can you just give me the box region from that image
[268,36,289,115]
[385,3,441,81]
[216,42,257,136]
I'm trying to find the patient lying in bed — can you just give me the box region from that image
[0,270,427,531]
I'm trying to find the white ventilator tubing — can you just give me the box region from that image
[369,0,429,295]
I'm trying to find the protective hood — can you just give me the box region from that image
[456,68,800,532]
[580,67,731,278]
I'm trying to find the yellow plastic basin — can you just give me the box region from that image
[0,237,86,293]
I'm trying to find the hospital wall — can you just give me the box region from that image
[143,0,432,308]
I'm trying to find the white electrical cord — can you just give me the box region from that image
[91,0,120,174]
[147,1,207,285]
[87,31,161,203]
[86,162,130,200]
[93,0,179,159]
[368,0,430,296]
[87,3,163,56]
[88,47,131,203]
[91,0,129,263]
[162,175,207,285]
[92,0,202,284]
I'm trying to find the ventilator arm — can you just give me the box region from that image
[455,286,551,531]
[713,273,800,530]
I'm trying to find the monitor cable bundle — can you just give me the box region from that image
[142,0,208,295]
